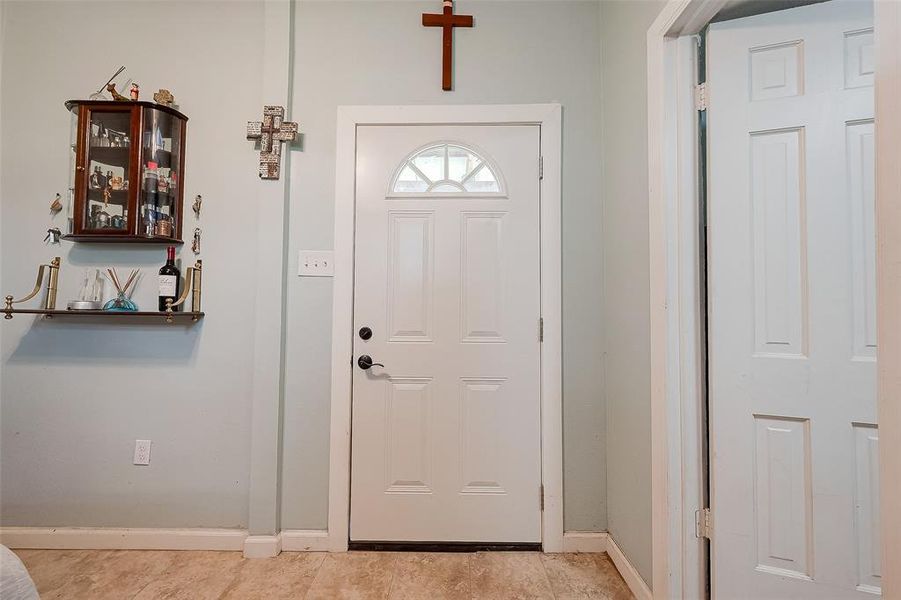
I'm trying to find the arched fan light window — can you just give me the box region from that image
[391,143,504,195]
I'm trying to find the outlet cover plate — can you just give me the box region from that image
[133,439,152,465]
[298,250,335,277]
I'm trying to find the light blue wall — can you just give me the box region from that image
[0,1,266,528]
[600,0,665,586]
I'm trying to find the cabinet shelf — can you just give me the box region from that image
[88,146,131,166]
[2,308,203,323]
[87,188,129,205]
[83,188,178,207]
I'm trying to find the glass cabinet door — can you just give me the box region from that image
[141,108,183,239]
[82,108,134,232]
[68,107,78,234]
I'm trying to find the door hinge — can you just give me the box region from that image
[539,317,544,342]
[695,82,709,111]
[539,155,544,180]
[695,507,711,539]
[540,484,545,511]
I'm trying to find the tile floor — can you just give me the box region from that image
[13,549,634,600]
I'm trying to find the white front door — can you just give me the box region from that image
[708,2,878,597]
[349,125,542,543]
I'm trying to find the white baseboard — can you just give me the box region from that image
[243,534,282,558]
[561,531,650,600]
[0,527,330,554]
[0,527,247,551]
[281,529,330,552]
[605,534,652,600]
[562,531,609,553]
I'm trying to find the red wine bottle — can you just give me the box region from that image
[158,246,181,311]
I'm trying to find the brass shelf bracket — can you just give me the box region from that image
[3,257,61,319]
[165,260,202,323]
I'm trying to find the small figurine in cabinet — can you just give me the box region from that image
[89,166,105,189]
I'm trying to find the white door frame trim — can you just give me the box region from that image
[648,1,901,598]
[648,3,726,597]
[327,104,563,552]
[874,2,901,598]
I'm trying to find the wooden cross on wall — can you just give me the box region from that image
[246,106,298,180]
[422,0,473,91]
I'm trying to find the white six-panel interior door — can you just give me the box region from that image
[708,1,879,597]
[349,124,542,543]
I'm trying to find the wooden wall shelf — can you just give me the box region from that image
[2,309,203,323]
[60,234,183,244]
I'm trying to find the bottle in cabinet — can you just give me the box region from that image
[158,246,181,311]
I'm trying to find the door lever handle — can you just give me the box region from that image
[357,355,384,370]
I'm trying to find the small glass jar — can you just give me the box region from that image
[102,291,138,312]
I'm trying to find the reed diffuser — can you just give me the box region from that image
[102,268,140,312]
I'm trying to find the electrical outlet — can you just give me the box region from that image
[298,250,335,277]
[133,440,152,466]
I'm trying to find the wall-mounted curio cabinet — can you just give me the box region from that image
[63,100,187,243]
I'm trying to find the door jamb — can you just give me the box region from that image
[648,1,901,598]
[327,104,564,552]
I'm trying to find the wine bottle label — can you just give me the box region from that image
[159,275,177,296]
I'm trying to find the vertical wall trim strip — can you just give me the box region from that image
[248,0,293,538]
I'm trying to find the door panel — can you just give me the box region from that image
[708,2,877,597]
[350,125,541,543]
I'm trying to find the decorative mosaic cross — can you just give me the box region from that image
[246,106,298,180]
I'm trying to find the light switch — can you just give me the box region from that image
[298,251,335,277]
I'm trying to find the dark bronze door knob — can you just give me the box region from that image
[357,355,384,370]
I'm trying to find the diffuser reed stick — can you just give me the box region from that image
[105,268,139,295]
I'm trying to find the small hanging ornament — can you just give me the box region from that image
[193,194,202,218]
[50,193,63,213]
[192,228,202,255]
[43,227,62,245]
